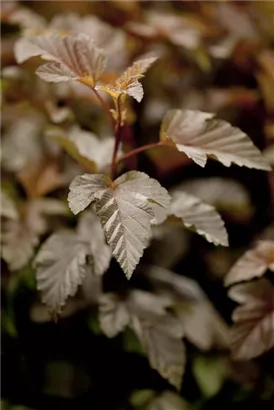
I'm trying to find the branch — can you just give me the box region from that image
[115,141,167,166]
[92,88,115,129]
[111,96,123,179]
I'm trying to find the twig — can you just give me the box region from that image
[115,141,167,166]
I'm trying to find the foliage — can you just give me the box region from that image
[1,1,274,408]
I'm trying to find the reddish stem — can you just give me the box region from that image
[111,96,123,179]
[92,88,115,129]
[115,140,167,166]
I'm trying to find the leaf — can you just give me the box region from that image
[25,198,68,236]
[48,13,127,70]
[98,57,157,102]
[34,231,92,315]
[48,126,121,172]
[99,289,185,388]
[128,290,185,389]
[30,299,89,323]
[147,391,189,410]
[1,220,39,271]
[99,293,130,338]
[225,241,274,287]
[68,171,170,278]
[179,178,253,220]
[130,389,155,408]
[147,10,201,50]
[77,210,112,277]
[147,266,229,351]
[170,190,228,246]
[17,34,106,87]
[1,114,45,173]
[34,211,111,315]
[46,128,96,173]
[147,265,205,301]
[131,315,185,390]
[228,279,274,360]
[161,109,271,171]
[0,190,18,220]
[17,157,63,198]
[193,356,226,398]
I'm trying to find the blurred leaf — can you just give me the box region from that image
[132,315,185,390]
[0,189,18,220]
[193,355,226,398]
[225,241,274,287]
[147,266,229,351]
[123,327,144,355]
[179,177,253,221]
[147,391,189,410]
[35,210,111,316]
[229,278,274,360]
[99,289,185,389]
[130,389,155,408]
[99,293,130,337]
[1,219,39,271]
[18,157,63,198]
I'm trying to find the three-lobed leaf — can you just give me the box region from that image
[68,171,171,278]
[161,109,271,170]
[98,56,158,102]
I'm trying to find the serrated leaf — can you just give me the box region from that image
[99,293,130,337]
[228,279,274,360]
[1,220,39,271]
[128,290,185,389]
[68,171,170,278]
[161,109,270,170]
[0,190,18,220]
[132,315,185,390]
[98,57,157,102]
[17,34,106,86]
[225,241,274,287]
[34,231,92,315]
[170,190,228,246]
[34,211,111,315]
[98,289,185,388]
[147,266,229,351]
[77,210,112,276]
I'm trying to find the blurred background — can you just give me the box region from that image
[1,1,274,409]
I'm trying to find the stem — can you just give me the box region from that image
[115,141,167,166]
[111,96,123,179]
[92,88,115,128]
